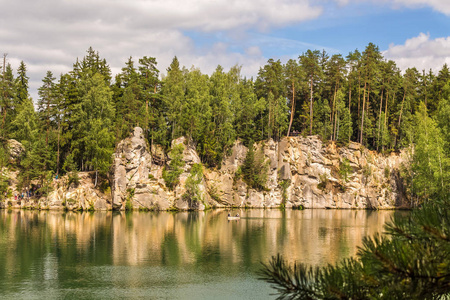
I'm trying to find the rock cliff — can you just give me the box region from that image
[2,171,111,210]
[110,128,408,210]
[1,128,408,211]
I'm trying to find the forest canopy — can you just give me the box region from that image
[1,43,449,202]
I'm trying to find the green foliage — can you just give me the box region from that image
[63,152,79,187]
[3,45,450,210]
[241,143,269,191]
[98,178,111,195]
[384,166,391,178]
[0,171,10,201]
[338,158,352,182]
[10,97,38,145]
[317,173,329,191]
[37,171,54,198]
[260,197,450,299]
[279,179,290,207]
[208,184,221,203]
[362,164,372,178]
[410,103,450,202]
[182,163,203,204]
[0,143,9,168]
[125,188,134,211]
[162,143,185,190]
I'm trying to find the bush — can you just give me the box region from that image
[339,158,352,182]
[125,188,134,211]
[279,179,291,206]
[64,152,80,187]
[182,163,203,204]
[241,143,269,191]
[162,143,185,190]
[317,173,329,191]
[384,166,390,178]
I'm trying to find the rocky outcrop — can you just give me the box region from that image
[7,139,25,163]
[110,128,408,210]
[2,139,112,211]
[205,137,408,209]
[46,172,110,210]
[2,128,409,211]
[111,127,172,210]
[3,171,111,210]
[110,129,213,211]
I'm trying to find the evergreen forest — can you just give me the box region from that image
[0,43,449,203]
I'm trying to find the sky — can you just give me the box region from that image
[1,0,450,101]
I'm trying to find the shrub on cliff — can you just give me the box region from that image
[182,163,203,204]
[162,143,185,190]
[241,142,269,191]
[260,197,450,299]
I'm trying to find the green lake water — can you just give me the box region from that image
[0,209,404,299]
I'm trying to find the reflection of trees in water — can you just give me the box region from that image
[0,209,397,286]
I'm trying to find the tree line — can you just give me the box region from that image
[0,44,449,202]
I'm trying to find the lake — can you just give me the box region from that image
[0,209,403,299]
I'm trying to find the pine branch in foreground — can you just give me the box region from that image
[260,198,450,299]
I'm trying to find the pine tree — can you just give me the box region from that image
[162,56,185,140]
[15,61,29,105]
[37,71,57,145]
[411,103,448,200]
[138,56,161,145]
[80,73,115,186]
[10,97,38,146]
[300,50,322,135]
[260,197,450,299]
[0,59,16,139]
[284,59,303,137]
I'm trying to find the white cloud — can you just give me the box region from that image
[390,0,450,15]
[0,0,323,101]
[336,0,450,15]
[383,33,450,72]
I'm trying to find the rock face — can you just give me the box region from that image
[1,128,409,211]
[205,137,408,209]
[110,129,213,211]
[111,127,171,210]
[46,172,111,210]
[7,139,25,163]
[109,128,408,210]
[3,172,111,210]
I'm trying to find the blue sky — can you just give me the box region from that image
[1,0,449,100]
[184,2,450,62]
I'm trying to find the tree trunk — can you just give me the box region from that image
[357,71,361,140]
[395,89,407,147]
[348,81,352,142]
[382,90,389,152]
[287,82,295,137]
[56,121,60,176]
[1,54,6,137]
[376,88,384,151]
[310,76,313,135]
[332,83,338,140]
[360,81,367,144]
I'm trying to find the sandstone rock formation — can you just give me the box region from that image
[3,171,111,210]
[110,127,408,210]
[110,129,213,210]
[205,137,408,209]
[7,139,25,163]
[2,127,409,211]
[110,127,170,210]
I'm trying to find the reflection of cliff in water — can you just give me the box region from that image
[0,209,404,283]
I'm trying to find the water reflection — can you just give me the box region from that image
[0,209,403,299]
